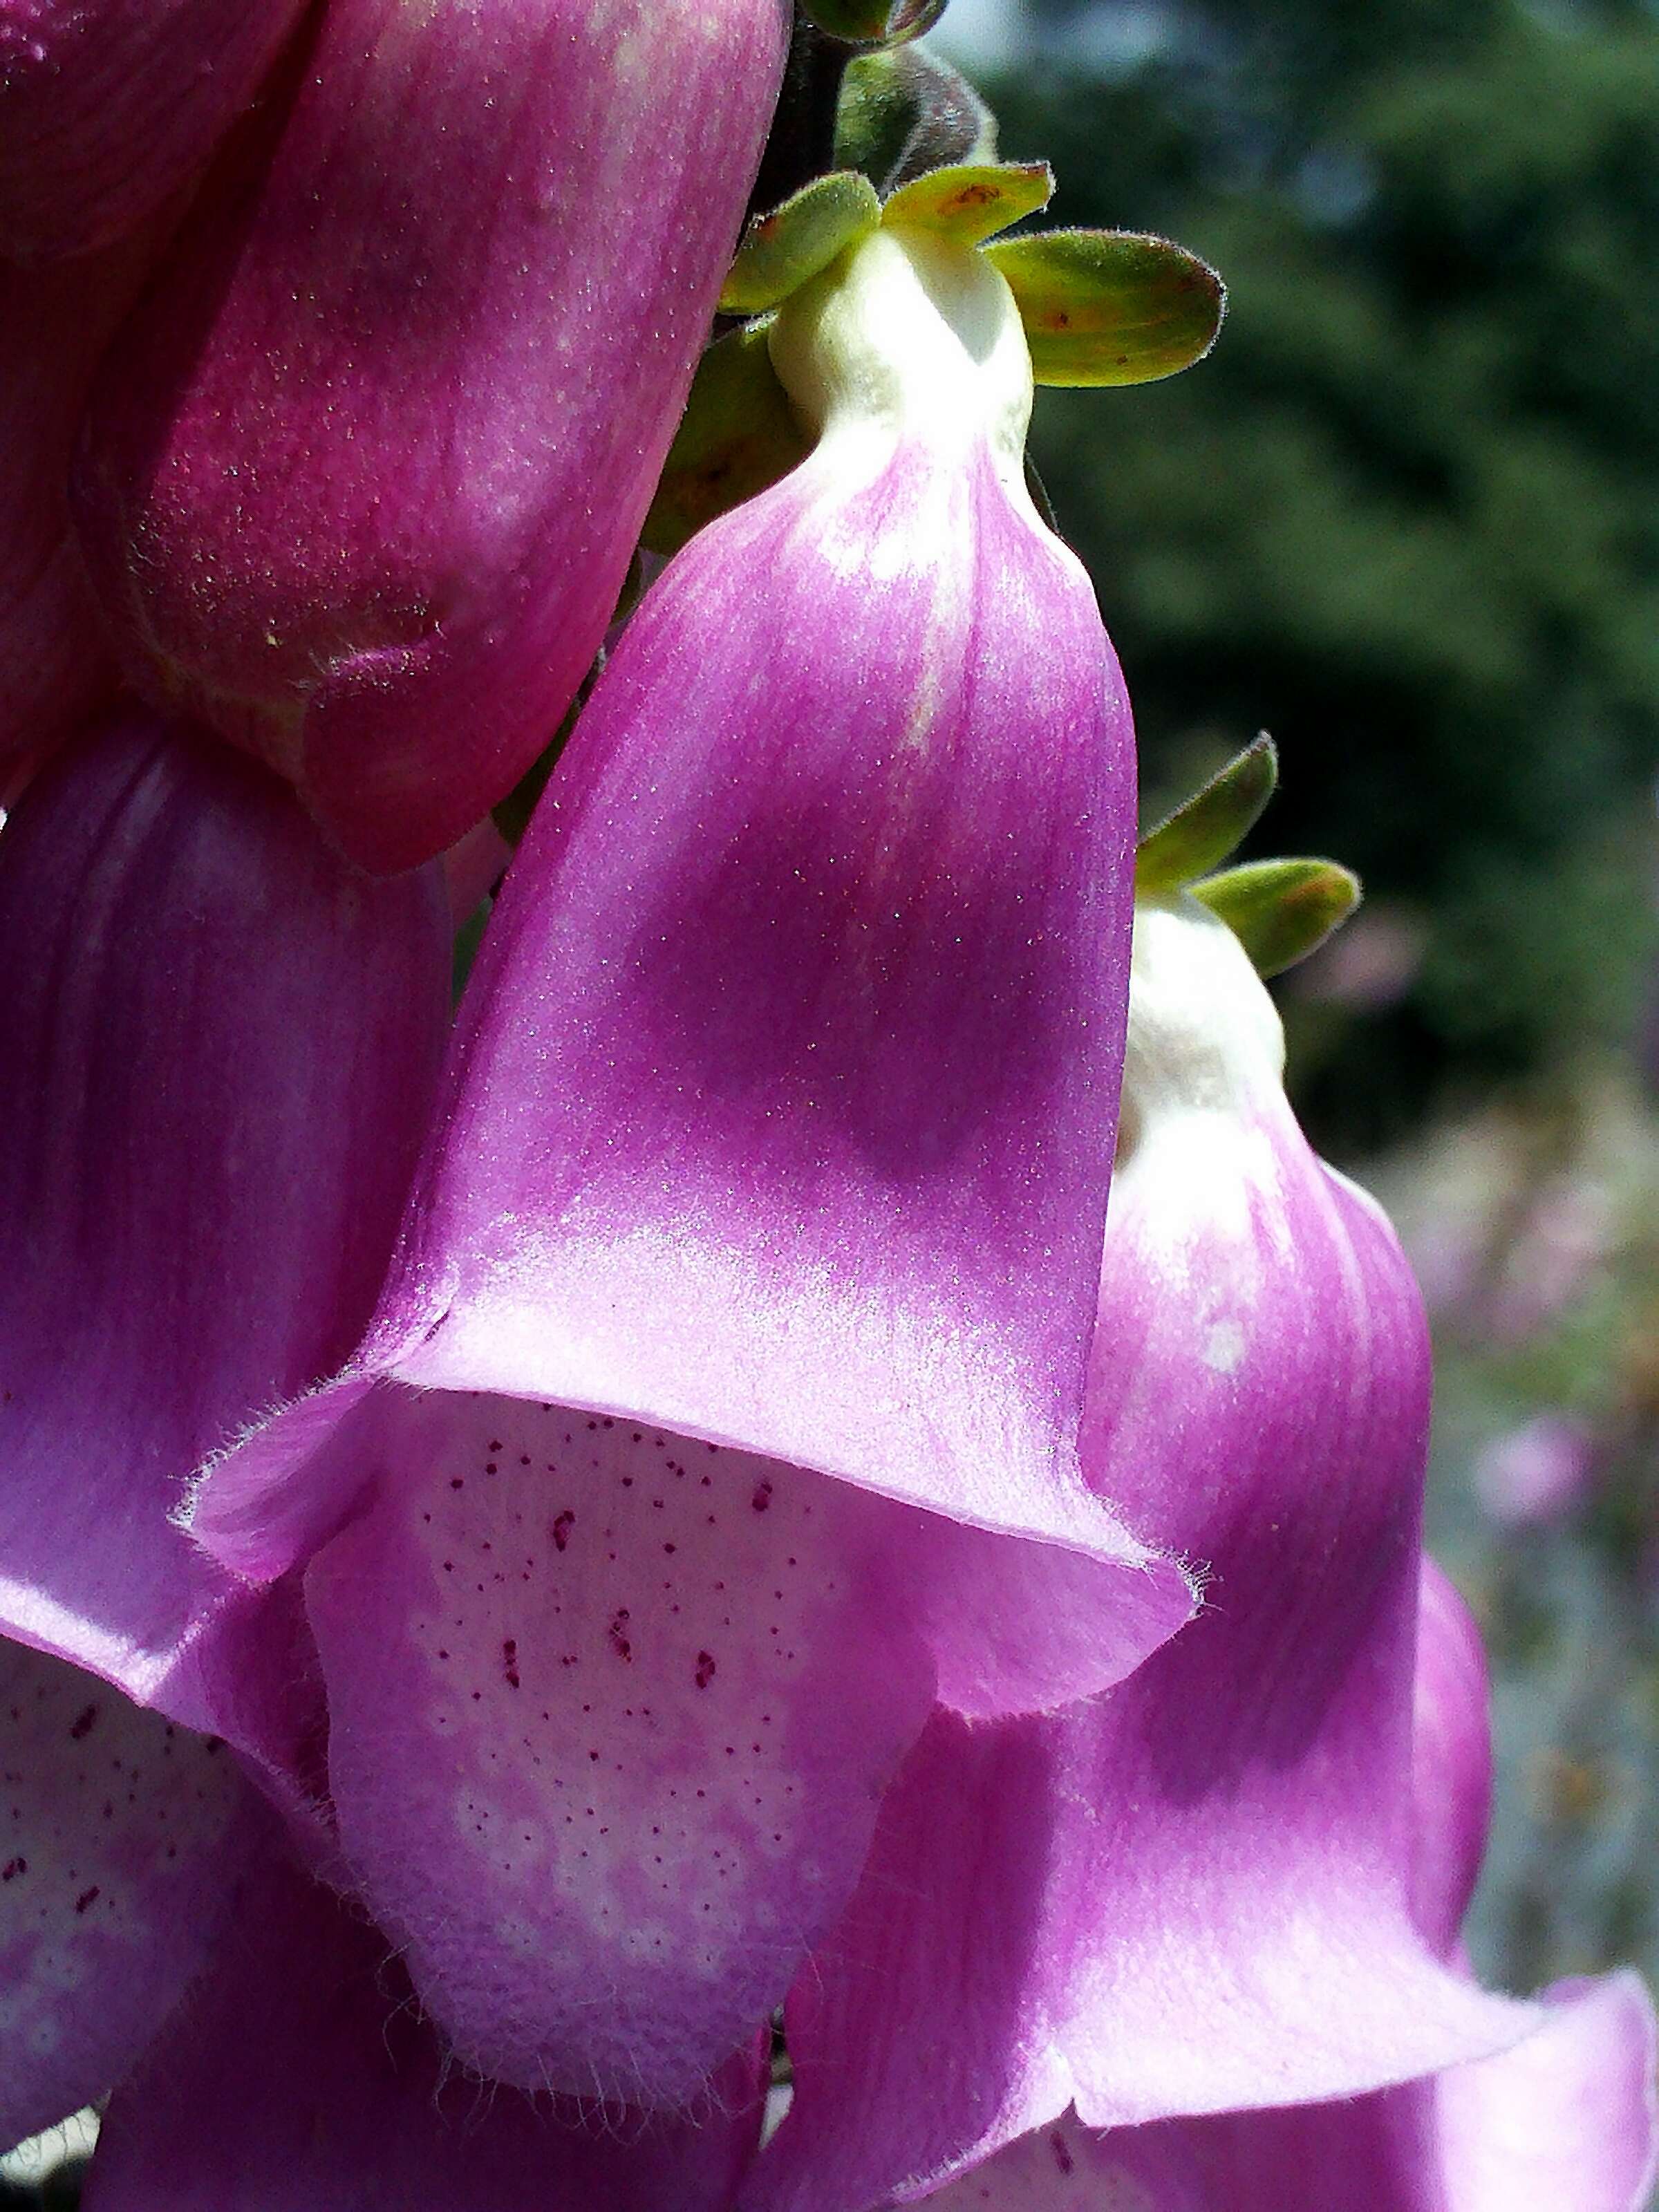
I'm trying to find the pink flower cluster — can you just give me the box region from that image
[0,4,1652,2205]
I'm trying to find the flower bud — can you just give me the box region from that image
[73,0,791,871]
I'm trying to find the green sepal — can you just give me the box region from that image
[1135,735,1277,893]
[720,171,881,316]
[641,325,811,558]
[881,160,1053,247]
[800,0,947,46]
[984,229,1226,386]
[1192,859,1361,979]
[835,48,997,192]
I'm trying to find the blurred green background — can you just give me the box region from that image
[944,0,1659,2051]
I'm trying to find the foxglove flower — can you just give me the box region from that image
[0,709,449,1778]
[907,1565,1659,2211]
[72,0,791,870]
[747,888,1536,2212]
[0,1635,766,2206]
[187,213,1192,2104]
[0,0,306,262]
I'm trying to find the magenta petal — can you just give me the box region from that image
[382,442,1176,1611]
[73,0,789,870]
[0,0,304,261]
[747,903,1531,2212]
[0,1638,262,2150]
[82,1854,768,2211]
[865,1564,1659,2212]
[1409,1557,1494,1957]
[0,711,448,1741]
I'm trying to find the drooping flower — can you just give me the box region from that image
[745,883,1538,2212]
[0,707,449,1777]
[185,209,1193,2105]
[71,0,792,870]
[0,1633,767,2207]
[905,1563,1659,2212]
[0,0,306,262]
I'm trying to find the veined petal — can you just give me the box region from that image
[0,0,305,261]
[82,1854,768,2211]
[379,221,1172,1612]
[0,1638,262,2152]
[747,902,1532,2212]
[73,0,790,870]
[0,711,448,1761]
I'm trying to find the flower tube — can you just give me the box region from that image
[906,1564,1659,2212]
[747,890,1538,2212]
[187,215,1192,2105]
[72,0,791,871]
[0,0,306,262]
[0,709,449,1775]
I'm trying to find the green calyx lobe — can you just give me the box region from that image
[720,171,881,315]
[1136,735,1277,892]
[1193,861,1361,980]
[799,0,948,46]
[881,160,1053,246]
[1137,738,1360,977]
[641,324,811,558]
[985,229,1226,386]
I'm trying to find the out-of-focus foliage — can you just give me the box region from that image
[1375,1066,1659,2008]
[987,0,1659,1151]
